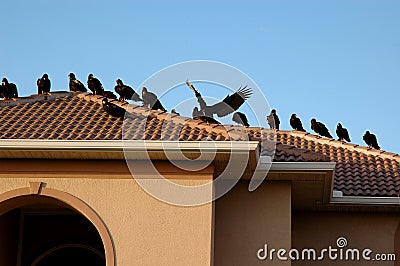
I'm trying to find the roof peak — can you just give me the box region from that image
[0,91,74,107]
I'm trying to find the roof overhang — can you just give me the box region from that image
[0,139,339,209]
[331,191,400,205]
[0,139,259,159]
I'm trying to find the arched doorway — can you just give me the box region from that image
[0,194,107,266]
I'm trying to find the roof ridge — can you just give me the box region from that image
[282,130,400,161]
[0,91,74,107]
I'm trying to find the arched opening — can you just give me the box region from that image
[0,194,106,266]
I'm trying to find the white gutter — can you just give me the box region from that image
[255,155,336,171]
[0,139,259,153]
[331,196,400,205]
[331,191,400,205]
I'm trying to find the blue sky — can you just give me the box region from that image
[1,0,399,153]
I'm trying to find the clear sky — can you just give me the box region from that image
[1,0,399,153]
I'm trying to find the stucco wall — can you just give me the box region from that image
[0,160,214,266]
[292,211,400,266]
[213,180,292,266]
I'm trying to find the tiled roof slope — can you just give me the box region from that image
[249,129,400,197]
[0,92,231,141]
[0,92,399,197]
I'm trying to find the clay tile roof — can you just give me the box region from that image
[249,129,400,197]
[0,92,399,197]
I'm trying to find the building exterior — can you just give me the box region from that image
[0,92,399,265]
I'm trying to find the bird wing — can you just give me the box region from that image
[123,85,135,98]
[363,133,369,144]
[209,86,252,118]
[9,83,18,97]
[290,118,295,129]
[343,129,351,142]
[370,134,380,149]
[72,79,86,91]
[114,85,123,96]
[143,91,157,106]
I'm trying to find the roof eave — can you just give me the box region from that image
[331,195,400,205]
[0,139,260,160]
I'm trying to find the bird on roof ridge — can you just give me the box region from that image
[290,113,305,132]
[267,109,280,130]
[87,74,104,96]
[115,79,142,102]
[1,77,18,100]
[37,73,51,94]
[141,87,167,112]
[336,123,351,142]
[310,118,332,138]
[363,130,380,150]
[68,73,87,92]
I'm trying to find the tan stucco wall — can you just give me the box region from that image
[292,211,400,266]
[0,160,214,266]
[214,180,292,266]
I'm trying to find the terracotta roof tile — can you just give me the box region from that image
[250,130,400,197]
[0,92,399,197]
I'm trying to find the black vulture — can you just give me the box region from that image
[87,74,104,95]
[185,80,252,118]
[336,123,351,142]
[232,111,250,127]
[102,90,118,99]
[311,118,332,138]
[171,109,180,115]
[192,107,203,118]
[142,87,167,112]
[194,116,221,125]
[363,131,380,149]
[68,73,87,92]
[114,79,142,102]
[1,78,18,99]
[192,106,220,124]
[290,114,305,132]
[267,109,280,130]
[102,98,125,118]
[37,73,51,94]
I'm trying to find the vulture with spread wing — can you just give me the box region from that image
[186,80,252,120]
